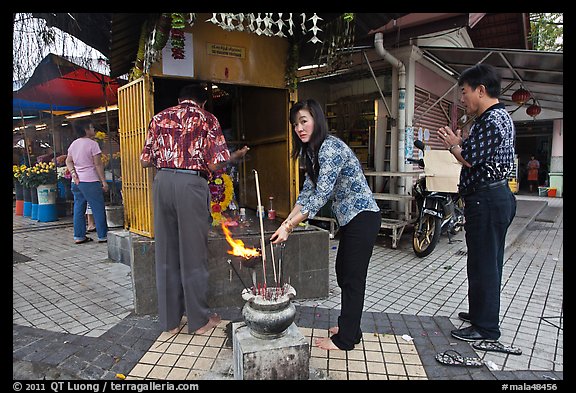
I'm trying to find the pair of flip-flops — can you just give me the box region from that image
[473,340,522,355]
[435,350,484,367]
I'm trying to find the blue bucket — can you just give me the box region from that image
[37,184,58,222]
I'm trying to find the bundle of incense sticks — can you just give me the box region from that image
[251,282,288,301]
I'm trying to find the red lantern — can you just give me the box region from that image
[526,104,541,118]
[511,88,531,105]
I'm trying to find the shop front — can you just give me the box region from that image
[115,14,328,312]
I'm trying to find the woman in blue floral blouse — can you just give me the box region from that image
[271,99,381,351]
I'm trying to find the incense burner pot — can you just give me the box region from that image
[241,284,296,339]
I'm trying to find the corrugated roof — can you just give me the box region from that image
[420,46,563,117]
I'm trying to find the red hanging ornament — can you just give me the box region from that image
[526,103,541,118]
[511,88,531,105]
[171,47,185,59]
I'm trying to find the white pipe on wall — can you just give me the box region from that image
[374,32,407,195]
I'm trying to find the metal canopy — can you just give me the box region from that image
[420,46,563,119]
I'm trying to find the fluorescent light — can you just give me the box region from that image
[12,115,37,120]
[65,104,118,119]
[298,63,327,71]
[65,110,93,119]
[94,104,118,114]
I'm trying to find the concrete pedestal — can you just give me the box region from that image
[232,322,309,380]
[105,205,124,228]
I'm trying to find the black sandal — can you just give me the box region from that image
[435,349,484,367]
[75,237,93,244]
[473,340,522,355]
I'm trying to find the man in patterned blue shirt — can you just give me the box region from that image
[439,64,517,343]
[271,99,381,351]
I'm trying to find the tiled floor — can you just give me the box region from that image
[13,194,563,380]
[126,320,427,380]
[127,322,231,380]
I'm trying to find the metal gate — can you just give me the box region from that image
[412,87,463,153]
[118,75,156,238]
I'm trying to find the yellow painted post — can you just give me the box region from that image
[118,75,155,238]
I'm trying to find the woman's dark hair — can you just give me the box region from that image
[289,99,329,185]
[458,63,501,98]
[73,118,93,137]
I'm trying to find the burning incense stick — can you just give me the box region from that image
[253,169,268,286]
[277,242,285,287]
[269,240,278,287]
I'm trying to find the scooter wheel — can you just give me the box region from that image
[413,215,441,257]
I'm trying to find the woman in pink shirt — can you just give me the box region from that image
[65,119,109,244]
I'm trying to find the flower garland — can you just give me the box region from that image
[170,13,186,59]
[209,173,234,225]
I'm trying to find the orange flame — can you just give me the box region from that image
[221,223,261,259]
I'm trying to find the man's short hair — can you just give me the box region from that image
[458,63,501,98]
[179,83,208,103]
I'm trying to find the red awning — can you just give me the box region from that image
[13,53,125,108]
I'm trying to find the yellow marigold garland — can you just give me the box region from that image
[209,173,234,226]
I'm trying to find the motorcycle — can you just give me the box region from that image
[407,140,465,258]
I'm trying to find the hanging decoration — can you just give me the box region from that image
[152,14,172,52]
[170,13,186,59]
[511,87,531,105]
[526,102,542,118]
[307,13,323,43]
[138,13,171,79]
[133,13,354,82]
[129,20,149,81]
[285,41,299,92]
[209,173,235,226]
[205,13,326,44]
[134,13,196,79]
[309,13,356,74]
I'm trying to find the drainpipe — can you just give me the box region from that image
[374,32,407,194]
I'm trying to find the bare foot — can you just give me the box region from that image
[328,326,339,335]
[314,337,341,350]
[167,315,187,335]
[195,314,221,335]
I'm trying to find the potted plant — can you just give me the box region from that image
[16,165,33,217]
[25,162,59,222]
[20,165,42,219]
[13,164,26,215]
[21,162,58,188]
